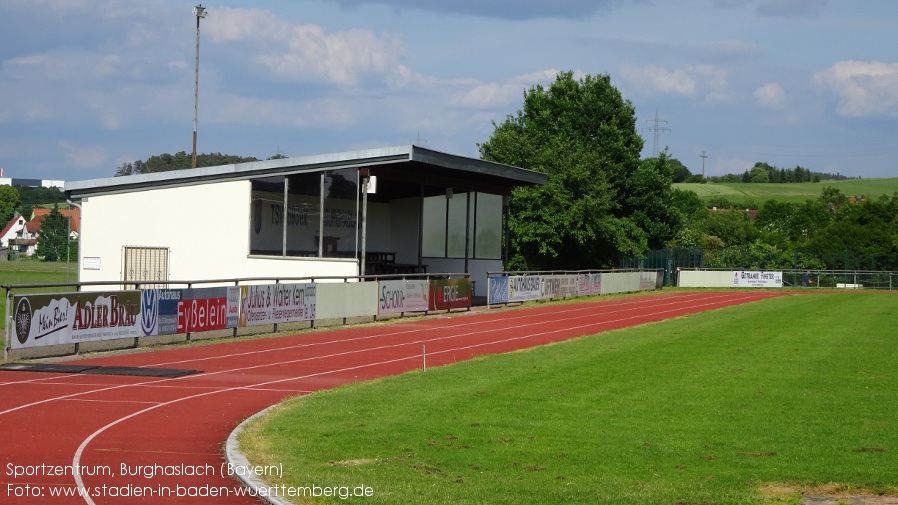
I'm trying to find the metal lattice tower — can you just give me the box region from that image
[644,111,670,157]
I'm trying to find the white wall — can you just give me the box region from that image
[600,271,642,294]
[79,180,357,286]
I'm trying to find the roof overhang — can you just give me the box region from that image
[65,145,547,200]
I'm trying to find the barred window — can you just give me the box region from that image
[122,246,170,288]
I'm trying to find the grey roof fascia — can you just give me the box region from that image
[64,145,546,199]
[65,146,413,199]
[409,145,547,186]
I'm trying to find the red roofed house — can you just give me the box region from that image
[4,207,80,258]
[1,213,27,258]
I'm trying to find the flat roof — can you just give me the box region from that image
[65,145,547,200]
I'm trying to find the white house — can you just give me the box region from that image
[1,213,26,255]
[64,146,546,290]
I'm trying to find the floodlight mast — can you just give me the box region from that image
[191,5,207,169]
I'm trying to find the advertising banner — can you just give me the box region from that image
[178,287,238,333]
[539,275,577,300]
[429,278,472,310]
[508,275,541,302]
[488,275,509,304]
[578,273,602,296]
[639,271,660,291]
[378,279,430,315]
[732,271,783,288]
[238,283,317,327]
[11,291,144,349]
[139,289,182,336]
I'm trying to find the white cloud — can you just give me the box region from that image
[621,64,695,96]
[619,63,728,102]
[6,50,121,83]
[58,141,108,169]
[813,60,898,117]
[755,0,827,18]
[451,70,559,109]
[711,0,828,18]
[323,0,622,20]
[205,7,407,87]
[754,83,786,108]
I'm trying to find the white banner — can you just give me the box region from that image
[238,283,317,327]
[378,280,429,314]
[508,275,541,302]
[577,273,602,296]
[732,271,783,288]
[539,275,578,299]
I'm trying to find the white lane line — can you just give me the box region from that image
[69,292,775,504]
[0,292,759,417]
[61,398,161,405]
[138,292,717,369]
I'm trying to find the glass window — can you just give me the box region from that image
[446,191,470,258]
[474,193,502,259]
[422,194,446,257]
[285,172,321,256]
[250,178,286,255]
[321,169,359,258]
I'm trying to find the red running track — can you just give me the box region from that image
[0,291,785,504]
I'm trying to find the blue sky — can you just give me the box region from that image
[1,0,897,183]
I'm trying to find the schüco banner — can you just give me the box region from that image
[10,291,144,349]
[429,278,472,310]
[378,280,429,315]
[732,271,783,288]
[238,283,317,327]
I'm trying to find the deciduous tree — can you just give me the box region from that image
[479,71,649,269]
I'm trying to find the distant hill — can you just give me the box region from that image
[674,178,898,206]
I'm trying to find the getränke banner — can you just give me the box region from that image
[732,271,783,288]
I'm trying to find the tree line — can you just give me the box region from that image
[666,187,898,271]
[670,160,856,184]
[0,185,67,228]
[479,71,895,272]
[114,151,287,176]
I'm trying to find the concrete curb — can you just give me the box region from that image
[224,405,294,505]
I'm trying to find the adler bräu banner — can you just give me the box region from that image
[11,291,144,349]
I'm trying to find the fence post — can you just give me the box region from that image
[310,277,316,329]
[272,280,280,334]
[3,287,9,363]
[233,280,239,338]
[185,282,193,342]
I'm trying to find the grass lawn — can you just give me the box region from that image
[239,292,898,504]
[0,261,74,329]
[675,177,898,205]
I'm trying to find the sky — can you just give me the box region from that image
[1,0,897,184]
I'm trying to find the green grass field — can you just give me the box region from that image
[0,261,74,329]
[675,178,898,205]
[239,292,898,504]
